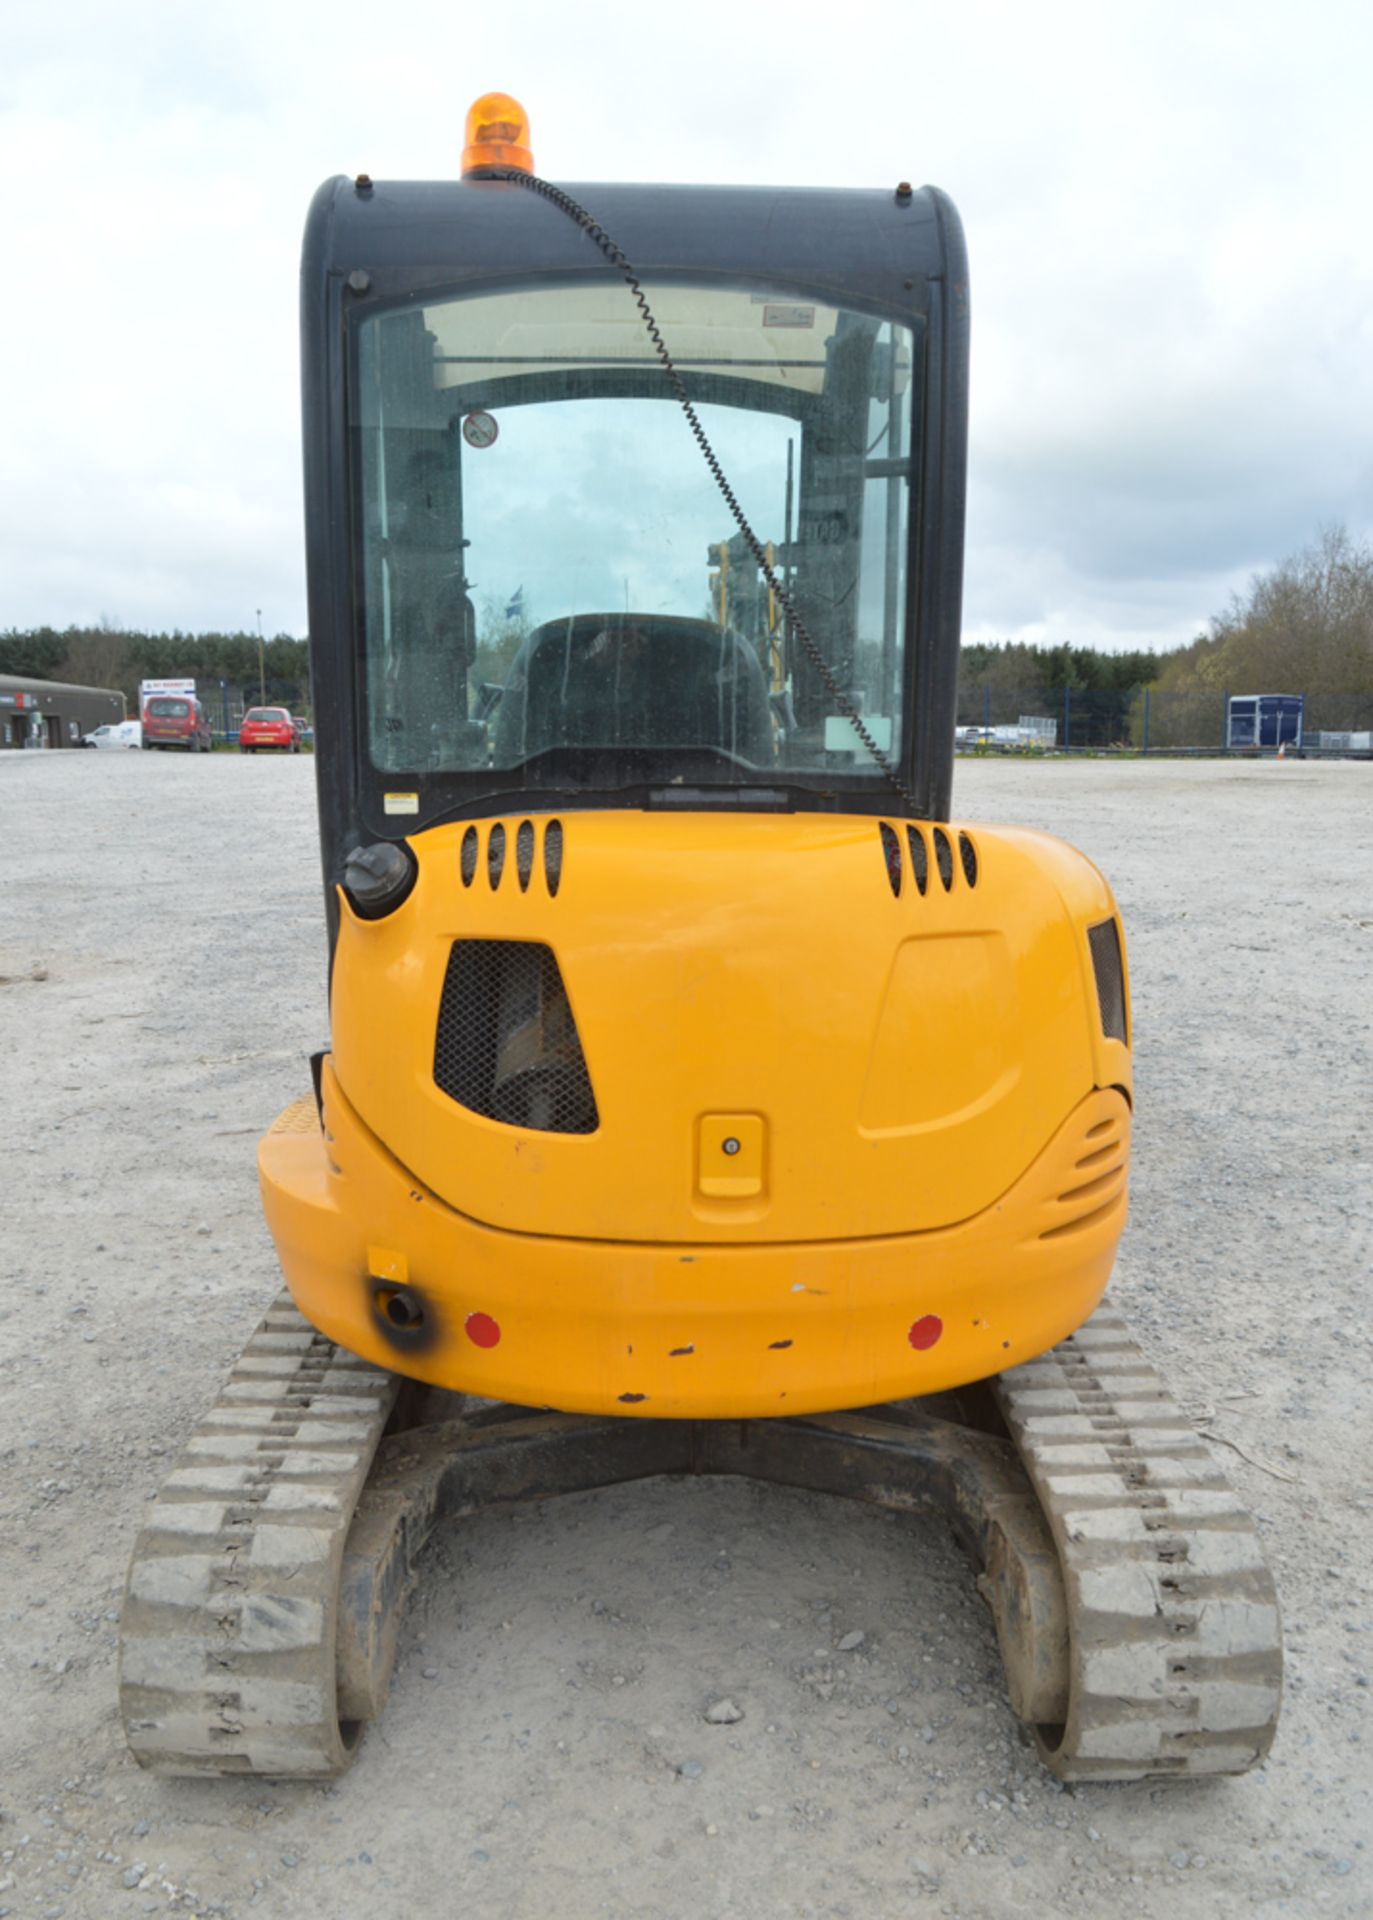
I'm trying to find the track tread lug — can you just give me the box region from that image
[120,1290,398,1778]
[993,1300,1282,1780]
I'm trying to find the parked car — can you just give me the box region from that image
[143,696,212,751]
[239,706,301,753]
[82,720,143,749]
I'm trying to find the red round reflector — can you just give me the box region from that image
[908,1314,942,1351]
[465,1311,501,1348]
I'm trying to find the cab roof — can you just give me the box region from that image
[304,177,962,324]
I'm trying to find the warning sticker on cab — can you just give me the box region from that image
[383,792,420,815]
[762,304,815,329]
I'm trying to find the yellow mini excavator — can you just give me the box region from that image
[119,94,1282,1780]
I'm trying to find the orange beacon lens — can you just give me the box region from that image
[461,92,534,177]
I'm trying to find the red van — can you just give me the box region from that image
[143,695,212,752]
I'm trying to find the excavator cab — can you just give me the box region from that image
[119,103,1281,1784]
[308,176,960,828]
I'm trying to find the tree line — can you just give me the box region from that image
[3,527,1369,739]
[961,526,1372,743]
[1128,526,1373,743]
[0,625,311,714]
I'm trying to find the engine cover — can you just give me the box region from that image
[328,811,1130,1243]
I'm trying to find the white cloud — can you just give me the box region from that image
[3,0,1371,649]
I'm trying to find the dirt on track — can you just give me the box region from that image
[0,750,1369,1920]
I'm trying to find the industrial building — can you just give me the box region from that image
[0,674,124,749]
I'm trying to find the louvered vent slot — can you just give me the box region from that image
[544,819,564,896]
[906,826,929,895]
[1087,918,1128,1043]
[460,826,478,887]
[932,827,954,890]
[958,831,978,887]
[515,819,535,891]
[487,822,506,889]
[878,822,902,897]
[435,940,598,1134]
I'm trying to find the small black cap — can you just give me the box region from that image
[343,841,415,917]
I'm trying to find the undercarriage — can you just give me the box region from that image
[119,1294,1281,1781]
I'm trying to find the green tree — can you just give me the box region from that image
[1131,526,1373,744]
[0,628,69,679]
[1208,525,1373,695]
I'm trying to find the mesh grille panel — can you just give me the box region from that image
[906,826,928,895]
[515,819,535,890]
[932,827,954,890]
[1087,918,1128,1043]
[958,831,979,887]
[544,818,564,895]
[435,940,599,1134]
[878,822,902,896]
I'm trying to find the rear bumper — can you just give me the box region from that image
[259,1060,1129,1418]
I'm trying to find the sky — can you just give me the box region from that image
[3,0,1371,655]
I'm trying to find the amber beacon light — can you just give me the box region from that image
[462,92,534,178]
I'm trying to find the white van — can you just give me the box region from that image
[83,720,143,749]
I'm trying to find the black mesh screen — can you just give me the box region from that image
[932,827,954,891]
[435,941,599,1133]
[544,819,564,896]
[515,819,535,890]
[878,822,902,897]
[958,831,978,888]
[1087,919,1128,1043]
[906,826,928,895]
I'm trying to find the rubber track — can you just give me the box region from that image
[994,1303,1283,1780]
[119,1292,399,1777]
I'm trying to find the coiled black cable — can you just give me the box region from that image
[498,169,914,810]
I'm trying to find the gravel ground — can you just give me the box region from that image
[0,750,1369,1920]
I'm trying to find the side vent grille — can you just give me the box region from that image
[906,826,929,894]
[1041,1112,1127,1240]
[435,940,598,1134]
[459,819,563,895]
[1087,918,1128,1043]
[515,819,535,891]
[884,824,978,898]
[958,831,978,887]
[932,827,954,890]
[878,822,902,897]
[544,819,564,896]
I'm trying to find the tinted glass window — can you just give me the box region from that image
[354,282,918,796]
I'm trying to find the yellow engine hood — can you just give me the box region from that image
[329,811,1129,1242]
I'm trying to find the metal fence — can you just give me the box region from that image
[955,687,1373,753]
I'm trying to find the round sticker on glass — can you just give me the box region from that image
[462,411,499,450]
